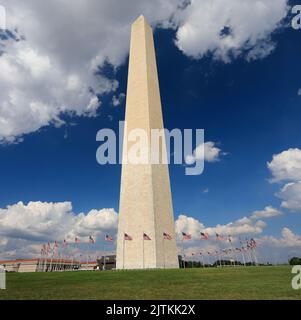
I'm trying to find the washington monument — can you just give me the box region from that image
[116,16,179,269]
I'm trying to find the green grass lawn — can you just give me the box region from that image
[0,266,300,300]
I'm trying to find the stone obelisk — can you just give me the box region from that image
[116,15,179,269]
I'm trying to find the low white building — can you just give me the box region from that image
[0,259,97,273]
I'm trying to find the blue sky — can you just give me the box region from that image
[0,0,301,262]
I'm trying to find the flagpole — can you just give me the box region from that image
[38,250,42,272]
[56,249,58,271]
[50,251,53,272]
[58,249,60,271]
[228,238,236,267]
[246,243,253,265]
[241,250,246,267]
[37,251,40,272]
[43,247,46,272]
[239,239,246,267]
[70,243,73,271]
[226,250,231,267]
[42,250,45,272]
[245,239,253,265]
[39,250,43,272]
[58,248,61,271]
[246,247,252,264]
[104,239,106,271]
[142,232,145,269]
[43,251,46,272]
[201,254,205,268]
[55,248,58,271]
[67,243,74,270]
[44,250,47,272]
[73,242,77,271]
[123,235,125,270]
[249,248,256,265]
[61,247,63,271]
[57,251,60,271]
[86,241,89,270]
[242,247,247,266]
[77,243,80,270]
[252,248,258,266]
[163,238,166,269]
[182,238,185,269]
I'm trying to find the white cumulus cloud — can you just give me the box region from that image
[0,201,118,258]
[173,0,289,62]
[277,182,301,212]
[250,206,282,219]
[260,227,301,248]
[175,214,205,240]
[185,141,223,165]
[175,214,301,263]
[204,217,266,237]
[267,148,301,183]
[0,0,290,143]
[175,214,267,240]
[267,148,301,213]
[0,0,181,143]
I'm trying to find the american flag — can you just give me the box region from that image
[216,233,224,241]
[200,232,209,240]
[143,233,151,241]
[182,232,192,240]
[163,232,172,240]
[75,237,80,244]
[124,233,133,241]
[105,235,113,242]
[89,236,95,244]
[250,238,257,249]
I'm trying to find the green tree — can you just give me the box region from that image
[289,257,301,265]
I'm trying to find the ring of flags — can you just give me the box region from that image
[40,233,257,251]
[39,231,258,268]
